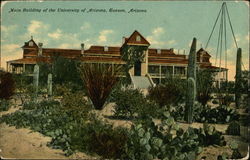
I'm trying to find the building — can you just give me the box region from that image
[7,30,227,84]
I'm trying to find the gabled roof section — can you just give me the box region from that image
[124,30,150,46]
[21,38,38,49]
[197,48,211,57]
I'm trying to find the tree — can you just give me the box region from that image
[196,69,215,105]
[79,63,122,110]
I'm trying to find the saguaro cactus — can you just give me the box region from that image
[33,64,39,97]
[185,38,197,123]
[235,48,242,108]
[47,73,52,97]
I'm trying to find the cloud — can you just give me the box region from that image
[48,29,62,39]
[28,20,48,34]
[1,24,17,34]
[152,27,165,36]
[1,44,20,54]
[146,27,177,48]
[1,44,22,70]
[98,29,114,43]
[80,22,91,31]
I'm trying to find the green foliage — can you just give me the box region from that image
[219,94,234,106]
[38,62,52,86]
[219,81,235,94]
[196,69,214,105]
[22,101,38,110]
[113,88,159,119]
[226,121,240,135]
[0,70,15,99]
[76,118,128,159]
[229,141,242,159]
[113,89,144,118]
[52,56,82,86]
[148,77,186,107]
[61,91,91,124]
[196,105,239,124]
[123,113,201,160]
[0,99,11,111]
[79,63,121,110]
[163,102,239,124]
[121,45,148,73]
[194,123,226,147]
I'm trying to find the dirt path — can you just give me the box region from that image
[0,105,93,159]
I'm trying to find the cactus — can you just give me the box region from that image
[185,38,197,123]
[226,121,240,135]
[33,64,39,96]
[47,73,52,97]
[235,48,242,108]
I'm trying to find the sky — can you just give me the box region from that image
[1,0,249,81]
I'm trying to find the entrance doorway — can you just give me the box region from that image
[134,61,141,76]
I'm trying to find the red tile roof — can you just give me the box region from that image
[42,48,81,58]
[84,46,121,55]
[123,30,150,46]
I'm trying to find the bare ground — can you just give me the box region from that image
[0,105,94,159]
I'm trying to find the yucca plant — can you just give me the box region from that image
[79,63,122,110]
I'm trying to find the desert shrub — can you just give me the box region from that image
[123,113,202,160]
[226,121,240,135]
[162,102,239,124]
[196,105,239,123]
[194,123,226,147]
[212,99,219,104]
[162,102,204,122]
[61,91,91,124]
[229,141,242,159]
[113,89,144,118]
[22,101,38,110]
[113,88,159,119]
[79,63,121,110]
[148,77,186,107]
[197,69,214,105]
[0,70,15,99]
[0,99,11,111]
[75,118,128,158]
[219,94,234,106]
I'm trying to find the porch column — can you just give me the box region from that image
[173,65,175,77]
[23,63,26,73]
[159,65,162,83]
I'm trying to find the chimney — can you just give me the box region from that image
[38,43,43,56]
[81,43,84,55]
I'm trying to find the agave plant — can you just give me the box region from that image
[79,63,122,110]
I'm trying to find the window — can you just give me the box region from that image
[29,41,33,46]
[161,66,173,75]
[148,65,160,75]
[174,66,185,75]
[104,46,108,52]
[136,35,141,42]
[157,49,161,54]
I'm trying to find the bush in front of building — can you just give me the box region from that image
[0,70,15,100]
[112,88,160,119]
[148,76,186,107]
